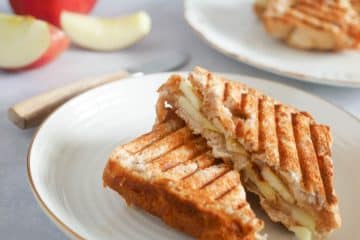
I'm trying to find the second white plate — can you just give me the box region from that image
[185,0,360,87]
[28,72,360,239]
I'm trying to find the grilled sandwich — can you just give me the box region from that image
[254,0,360,50]
[156,67,341,240]
[103,113,265,240]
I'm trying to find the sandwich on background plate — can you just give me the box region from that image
[156,67,341,240]
[254,0,360,51]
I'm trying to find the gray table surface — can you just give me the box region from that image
[1,0,359,239]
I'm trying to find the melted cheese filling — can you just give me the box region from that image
[178,79,247,156]
[179,79,201,110]
[225,137,248,156]
[178,96,217,131]
[261,167,295,204]
[290,227,312,240]
[244,165,277,201]
[244,165,315,240]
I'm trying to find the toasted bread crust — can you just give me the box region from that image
[103,116,264,240]
[104,161,256,240]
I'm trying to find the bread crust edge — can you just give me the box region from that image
[103,160,256,240]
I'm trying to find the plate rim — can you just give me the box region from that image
[27,72,360,240]
[184,0,360,88]
[27,110,87,240]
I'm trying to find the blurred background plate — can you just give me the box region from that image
[185,0,360,88]
[28,72,360,239]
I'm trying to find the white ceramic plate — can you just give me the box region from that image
[185,0,360,88]
[28,72,360,239]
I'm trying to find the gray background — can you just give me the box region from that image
[1,0,359,239]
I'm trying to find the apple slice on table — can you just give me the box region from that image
[60,11,151,51]
[9,0,97,27]
[0,14,69,71]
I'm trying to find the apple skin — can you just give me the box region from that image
[5,25,69,71]
[24,25,70,70]
[9,0,97,27]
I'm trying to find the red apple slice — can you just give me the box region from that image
[60,11,151,51]
[9,0,97,27]
[0,14,69,70]
[24,24,69,70]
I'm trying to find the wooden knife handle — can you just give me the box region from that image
[8,71,129,129]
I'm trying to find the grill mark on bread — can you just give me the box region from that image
[163,151,216,181]
[258,97,280,167]
[258,98,266,153]
[215,184,238,201]
[150,137,207,171]
[295,2,347,27]
[292,113,326,201]
[310,125,337,205]
[198,167,232,190]
[123,118,184,154]
[223,81,229,103]
[226,83,245,118]
[236,202,249,212]
[202,72,235,134]
[193,151,217,169]
[294,2,350,22]
[275,105,302,175]
[201,170,240,200]
[134,127,193,163]
[242,91,259,151]
[235,94,247,139]
[218,185,246,207]
[181,164,230,190]
[162,151,214,181]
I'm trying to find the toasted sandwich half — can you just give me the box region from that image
[103,114,264,240]
[156,67,341,240]
[255,0,360,50]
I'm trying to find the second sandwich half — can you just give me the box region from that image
[156,67,341,240]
